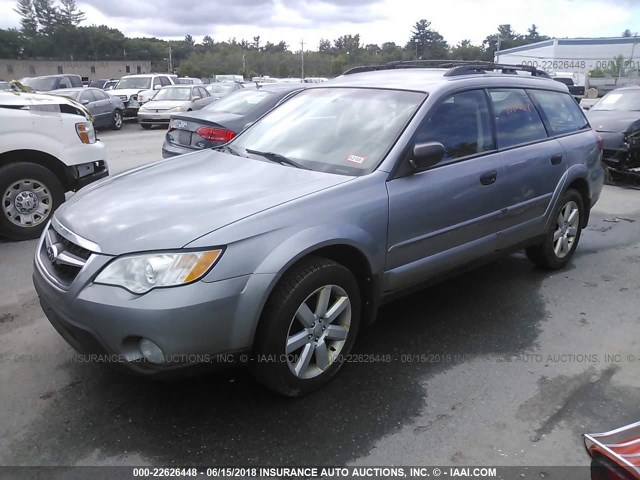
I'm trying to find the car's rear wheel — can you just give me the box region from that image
[251,257,361,397]
[526,189,584,270]
[140,123,152,130]
[111,110,123,130]
[0,162,65,241]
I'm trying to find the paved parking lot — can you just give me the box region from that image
[0,126,639,470]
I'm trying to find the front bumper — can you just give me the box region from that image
[33,225,274,374]
[66,160,109,192]
[599,131,640,173]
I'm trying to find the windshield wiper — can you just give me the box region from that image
[214,145,244,157]
[245,149,309,170]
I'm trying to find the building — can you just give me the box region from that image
[495,37,640,77]
[0,59,152,82]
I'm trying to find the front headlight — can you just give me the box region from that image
[95,249,223,294]
[168,106,185,112]
[138,105,147,112]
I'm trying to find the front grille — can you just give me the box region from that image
[39,224,93,288]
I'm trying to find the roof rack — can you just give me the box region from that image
[342,60,550,78]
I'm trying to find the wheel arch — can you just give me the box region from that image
[0,150,70,191]
[249,228,384,344]
[566,177,590,227]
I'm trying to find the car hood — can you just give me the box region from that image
[54,150,353,255]
[586,110,640,133]
[143,100,189,110]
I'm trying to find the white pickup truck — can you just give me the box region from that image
[0,90,108,240]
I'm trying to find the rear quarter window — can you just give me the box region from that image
[489,88,548,149]
[528,90,589,136]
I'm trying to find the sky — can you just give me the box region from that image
[0,0,639,51]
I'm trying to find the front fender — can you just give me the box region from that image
[229,224,383,350]
[254,223,381,276]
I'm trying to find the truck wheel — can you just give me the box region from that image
[251,257,361,397]
[0,163,65,241]
[111,110,123,130]
[525,189,584,270]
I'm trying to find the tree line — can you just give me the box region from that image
[0,1,634,78]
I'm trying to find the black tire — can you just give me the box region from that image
[0,162,65,241]
[526,189,584,270]
[111,109,123,130]
[251,257,361,397]
[140,123,152,130]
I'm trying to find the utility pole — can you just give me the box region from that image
[300,39,305,80]
[242,53,246,76]
[168,45,173,73]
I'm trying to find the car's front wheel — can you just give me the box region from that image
[526,189,584,269]
[111,109,123,130]
[0,162,65,241]
[251,257,361,396]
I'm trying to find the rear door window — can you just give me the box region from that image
[489,88,548,149]
[528,90,589,136]
[417,89,494,160]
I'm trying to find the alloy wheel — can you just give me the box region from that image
[285,284,351,379]
[553,200,580,258]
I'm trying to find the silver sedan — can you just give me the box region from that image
[137,85,215,129]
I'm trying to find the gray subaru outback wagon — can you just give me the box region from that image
[34,62,605,396]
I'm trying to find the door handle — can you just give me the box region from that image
[480,170,498,185]
[551,154,563,165]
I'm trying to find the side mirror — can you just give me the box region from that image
[192,95,201,101]
[153,84,161,90]
[582,105,591,110]
[81,99,90,105]
[409,142,445,172]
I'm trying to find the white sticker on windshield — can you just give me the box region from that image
[347,154,367,164]
[601,94,622,105]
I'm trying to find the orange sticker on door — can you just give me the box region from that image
[347,154,367,164]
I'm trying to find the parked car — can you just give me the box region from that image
[214,74,244,83]
[19,74,83,92]
[33,62,604,396]
[138,85,214,129]
[178,77,203,85]
[585,86,640,181]
[204,81,244,100]
[0,90,107,240]
[109,74,175,117]
[89,78,119,90]
[51,87,125,130]
[162,84,303,157]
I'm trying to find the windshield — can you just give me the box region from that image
[231,88,425,176]
[206,83,235,95]
[89,80,105,88]
[152,87,192,101]
[22,77,57,91]
[204,89,274,115]
[591,90,640,111]
[115,77,152,90]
